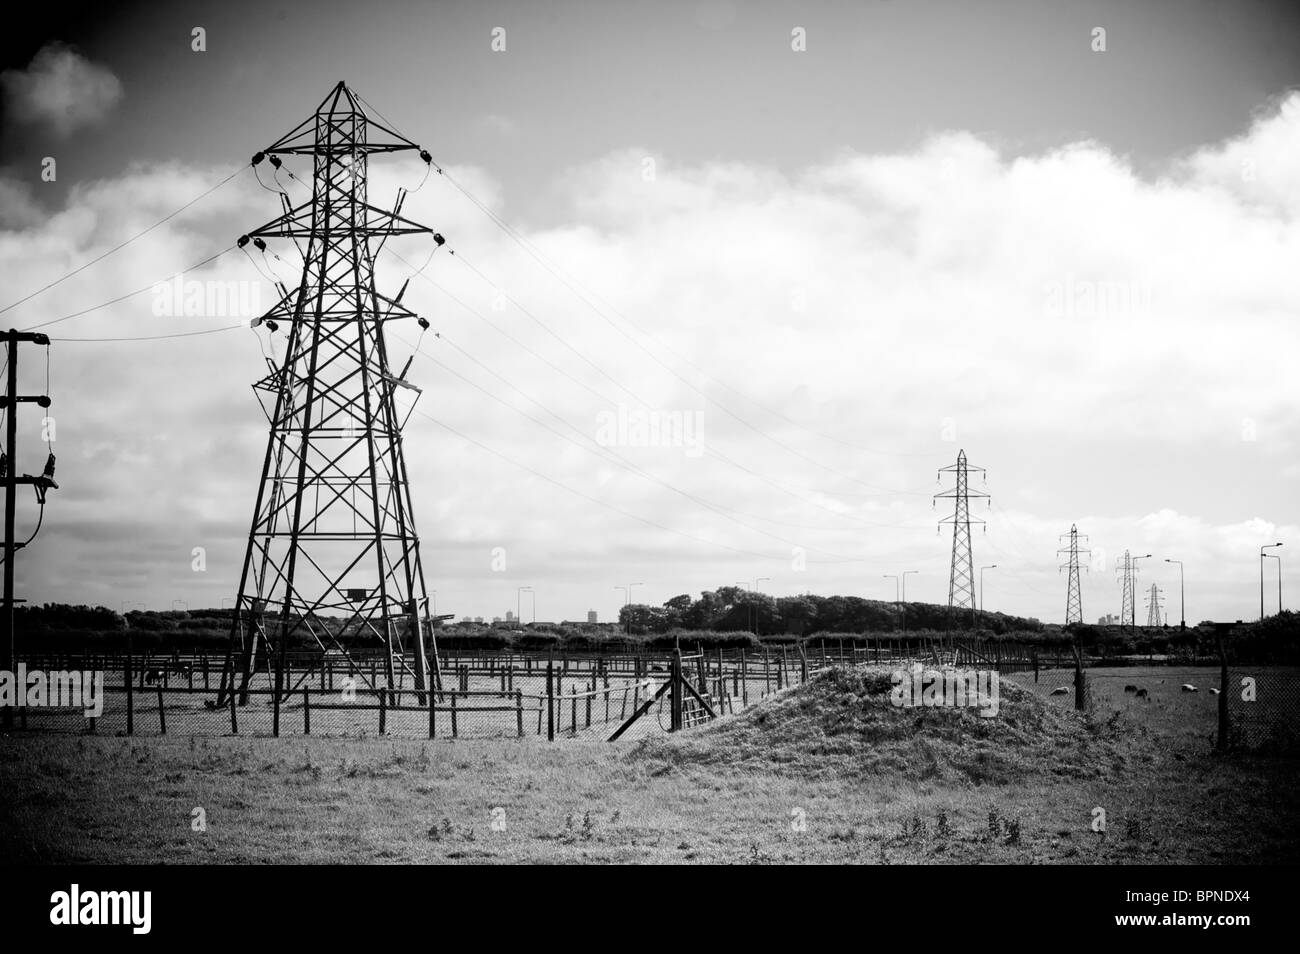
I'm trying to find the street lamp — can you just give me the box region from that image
[1261,544,1282,620]
[977,566,993,613]
[615,583,643,635]
[1164,559,1184,629]
[517,586,532,626]
[883,574,899,624]
[901,570,918,634]
[1264,552,1282,616]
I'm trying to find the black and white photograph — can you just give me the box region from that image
[0,0,1296,914]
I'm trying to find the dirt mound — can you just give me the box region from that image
[629,665,1129,785]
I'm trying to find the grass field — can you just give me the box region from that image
[2,664,1296,864]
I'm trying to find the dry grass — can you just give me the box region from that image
[2,664,1296,864]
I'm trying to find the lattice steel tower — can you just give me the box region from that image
[1144,583,1164,628]
[934,449,989,619]
[1117,550,1137,632]
[219,82,442,706]
[1057,524,1089,625]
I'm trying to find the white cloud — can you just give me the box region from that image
[3,93,1298,624]
[1,42,123,136]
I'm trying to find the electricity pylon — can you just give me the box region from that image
[1144,583,1164,628]
[934,449,990,622]
[1117,550,1137,633]
[219,82,443,707]
[1057,523,1089,625]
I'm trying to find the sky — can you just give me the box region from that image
[0,0,1297,626]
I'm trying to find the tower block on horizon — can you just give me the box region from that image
[934,449,990,621]
[1057,524,1089,625]
[219,82,443,706]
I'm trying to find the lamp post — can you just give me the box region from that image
[979,565,997,613]
[1261,543,1282,620]
[744,577,771,634]
[615,583,643,635]
[901,570,918,634]
[1265,552,1282,616]
[883,575,899,630]
[517,586,531,626]
[1164,559,1184,629]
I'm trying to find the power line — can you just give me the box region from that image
[350,89,941,481]
[400,333,886,561]
[49,324,245,342]
[17,246,238,333]
[384,244,923,525]
[0,165,247,317]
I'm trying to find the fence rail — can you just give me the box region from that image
[7,639,1294,750]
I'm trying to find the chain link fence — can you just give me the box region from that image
[1,645,819,742]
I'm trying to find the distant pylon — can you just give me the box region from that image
[1057,524,1089,625]
[1117,550,1137,632]
[218,82,443,707]
[1144,583,1164,628]
[934,449,990,621]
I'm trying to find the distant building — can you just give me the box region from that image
[587,610,598,624]
[1098,614,1119,625]
[474,616,484,624]
[506,610,516,622]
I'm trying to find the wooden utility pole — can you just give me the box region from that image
[2,329,56,727]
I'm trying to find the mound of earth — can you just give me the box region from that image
[629,665,1129,785]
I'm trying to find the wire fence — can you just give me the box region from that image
[2,643,830,742]
[8,640,1295,751]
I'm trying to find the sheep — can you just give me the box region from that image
[1209,688,1221,695]
[1135,688,1149,699]
[1124,684,1139,693]
[1049,686,1070,695]
[1181,684,1197,692]
[144,668,165,685]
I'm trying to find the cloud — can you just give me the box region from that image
[2,93,1298,624]
[476,114,519,137]
[0,177,44,229]
[1,42,123,136]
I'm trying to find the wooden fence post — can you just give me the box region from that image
[516,690,524,738]
[670,648,683,732]
[450,693,458,738]
[125,639,134,737]
[547,657,555,741]
[156,684,166,735]
[273,663,282,737]
[379,692,387,735]
[229,683,238,734]
[1071,642,1086,711]
[1217,636,1229,751]
[303,687,311,735]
